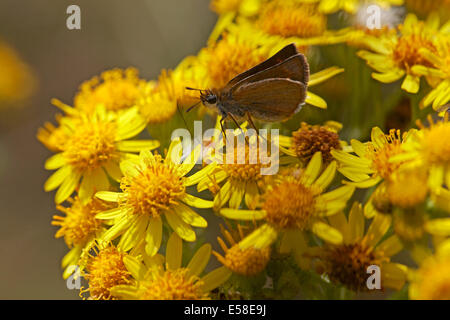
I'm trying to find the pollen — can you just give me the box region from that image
[258,2,326,38]
[74,68,146,112]
[366,129,405,180]
[263,180,317,230]
[392,25,437,71]
[63,119,118,172]
[292,122,342,164]
[323,241,387,291]
[83,245,132,300]
[206,36,266,89]
[52,197,109,247]
[120,154,185,217]
[138,268,208,300]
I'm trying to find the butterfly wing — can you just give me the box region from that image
[224,43,299,90]
[231,78,307,122]
[232,53,309,90]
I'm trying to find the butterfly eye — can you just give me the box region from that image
[206,95,217,104]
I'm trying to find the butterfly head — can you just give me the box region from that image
[200,89,218,108]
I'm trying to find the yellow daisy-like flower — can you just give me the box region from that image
[80,242,133,300]
[213,223,271,276]
[220,152,355,253]
[390,115,450,191]
[0,40,35,105]
[357,13,446,94]
[409,238,450,299]
[95,139,215,256]
[110,233,232,300]
[42,103,159,204]
[52,196,113,279]
[331,126,408,189]
[309,202,406,292]
[74,67,146,113]
[279,121,347,165]
[198,129,276,211]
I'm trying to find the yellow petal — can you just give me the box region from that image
[311,221,343,245]
[173,203,208,228]
[365,213,392,247]
[239,224,277,250]
[119,215,149,251]
[220,208,266,221]
[116,140,160,152]
[201,266,232,293]
[305,91,327,109]
[55,170,81,204]
[166,232,183,270]
[401,74,420,94]
[45,153,65,170]
[95,191,123,202]
[145,216,163,256]
[187,244,212,277]
[180,194,213,209]
[348,202,364,242]
[165,210,196,242]
[425,218,450,236]
[44,166,72,191]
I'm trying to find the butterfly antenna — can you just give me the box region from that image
[176,100,192,136]
[185,87,203,91]
[186,101,201,113]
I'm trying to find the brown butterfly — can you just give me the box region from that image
[186,43,309,133]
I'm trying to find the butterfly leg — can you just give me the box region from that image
[246,112,267,144]
[228,112,251,145]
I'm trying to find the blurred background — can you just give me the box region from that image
[0,0,215,299]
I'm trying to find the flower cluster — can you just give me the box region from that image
[38,0,450,300]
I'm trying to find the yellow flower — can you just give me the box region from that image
[52,196,113,279]
[390,115,450,191]
[220,152,355,253]
[95,139,215,255]
[0,40,35,105]
[357,13,446,94]
[74,68,146,113]
[309,202,406,292]
[42,103,159,204]
[279,121,346,165]
[81,242,133,300]
[409,238,450,299]
[332,127,408,188]
[198,125,276,211]
[213,223,271,276]
[110,233,232,300]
